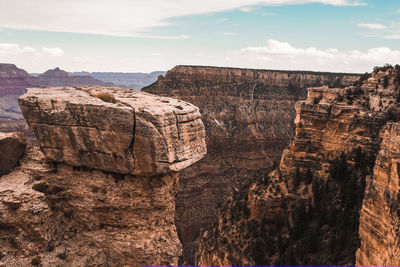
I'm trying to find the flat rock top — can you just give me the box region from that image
[19,86,207,176]
[23,86,197,115]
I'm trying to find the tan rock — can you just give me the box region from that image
[18,86,206,176]
[143,65,361,262]
[0,131,27,175]
[356,122,400,265]
[0,147,182,266]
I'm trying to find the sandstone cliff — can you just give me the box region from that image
[0,86,206,266]
[195,65,400,264]
[356,122,400,264]
[143,65,361,262]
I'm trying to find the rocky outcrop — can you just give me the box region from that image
[0,132,26,175]
[0,86,206,266]
[0,65,113,123]
[143,65,361,262]
[196,65,400,264]
[19,86,206,176]
[356,122,400,264]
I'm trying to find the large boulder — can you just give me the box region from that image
[18,86,206,176]
[0,132,27,175]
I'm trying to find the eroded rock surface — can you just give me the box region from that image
[196,65,400,264]
[356,122,400,264]
[0,148,182,266]
[143,65,360,262]
[0,132,26,175]
[0,86,206,266]
[19,86,206,176]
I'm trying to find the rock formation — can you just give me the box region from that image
[19,86,206,176]
[0,132,27,175]
[0,64,113,126]
[195,65,400,264]
[0,86,206,266]
[356,122,400,264]
[143,65,361,262]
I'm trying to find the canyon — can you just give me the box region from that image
[0,86,206,266]
[71,71,166,90]
[1,64,399,264]
[195,65,400,264]
[143,65,361,262]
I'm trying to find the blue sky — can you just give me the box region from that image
[0,0,399,73]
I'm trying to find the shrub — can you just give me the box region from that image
[31,256,41,266]
[94,92,117,103]
[32,182,48,193]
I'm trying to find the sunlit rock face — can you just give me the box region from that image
[356,122,400,265]
[19,86,206,176]
[143,65,361,262]
[0,86,206,266]
[196,65,400,264]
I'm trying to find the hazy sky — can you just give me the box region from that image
[0,0,399,73]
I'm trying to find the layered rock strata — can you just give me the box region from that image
[0,86,206,266]
[0,132,26,174]
[196,65,400,264]
[356,122,400,264]
[19,86,206,176]
[143,65,360,262]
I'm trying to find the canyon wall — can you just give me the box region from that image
[196,65,400,264]
[143,65,360,262]
[356,122,400,264]
[0,86,206,266]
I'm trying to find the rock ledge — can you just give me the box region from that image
[19,86,206,176]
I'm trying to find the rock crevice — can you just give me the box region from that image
[0,86,206,266]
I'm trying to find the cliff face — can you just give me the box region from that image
[143,65,360,262]
[196,65,400,264]
[0,87,206,266]
[356,122,400,264]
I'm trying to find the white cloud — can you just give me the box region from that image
[220,32,238,36]
[0,43,37,55]
[356,23,387,30]
[384,34,400,39]
[237,39,400,73]
[0,43,68,72]
[42,47,64,57]
[239,7,255,12]
[0,0,365,37]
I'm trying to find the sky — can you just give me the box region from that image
[0,0,399,73]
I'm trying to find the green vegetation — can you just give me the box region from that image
[276,147,374,264]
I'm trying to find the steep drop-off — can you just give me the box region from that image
[196,65,400,264]
[0,86,206,266]
[143,65,360,261]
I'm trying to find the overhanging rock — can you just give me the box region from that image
[19,86,206,176]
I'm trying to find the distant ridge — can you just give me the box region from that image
[173,64,362,76]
